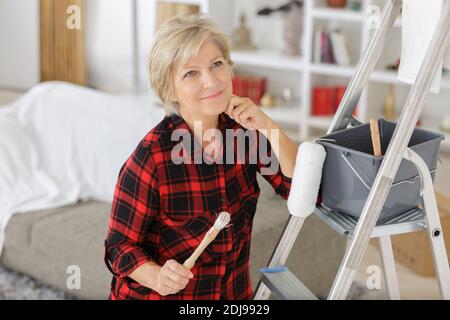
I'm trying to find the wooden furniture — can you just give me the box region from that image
[40,0,86,85]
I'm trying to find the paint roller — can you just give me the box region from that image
[287,141,327,218]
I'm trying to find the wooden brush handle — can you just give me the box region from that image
[370,119,382,156]
[183,228,220,269]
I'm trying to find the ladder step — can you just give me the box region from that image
[314,205,426,238]
[260,268,318,300]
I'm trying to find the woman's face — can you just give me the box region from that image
[171,40,233,118]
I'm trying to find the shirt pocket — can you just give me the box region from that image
[158,209,232,266]
[234,163,259,197]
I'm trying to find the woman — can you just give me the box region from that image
[104,14,298,300]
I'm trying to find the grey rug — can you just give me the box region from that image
[0,265,77,300]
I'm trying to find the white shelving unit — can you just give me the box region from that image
[311,6,365,22]
[150,0,450,150]
[231,50,304,71]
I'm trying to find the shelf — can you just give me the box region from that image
[159,0,206,5]
[309,66,450,91]
[370,70,402,84]
[310,63,354,77]
[259,105,301,125]
[308,115,333,129]
[231,50,303,71]
[371,70,450,91]
[311,7,364,22]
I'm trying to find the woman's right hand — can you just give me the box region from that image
[155,259,194,296]
[128,259,193,296]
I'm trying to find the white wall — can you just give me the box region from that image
[136,0,157,93]
[0,0,147,93]
[85,0,135,93]
[85,0,162,94]
[0,0,40,90]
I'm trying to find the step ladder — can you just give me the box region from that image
[253,0,450,300]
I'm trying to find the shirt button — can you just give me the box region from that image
[219,197,224,203]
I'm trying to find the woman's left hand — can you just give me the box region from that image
[225,95,274,131]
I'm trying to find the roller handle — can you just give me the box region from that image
[370,119,382,156]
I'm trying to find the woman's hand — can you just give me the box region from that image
[154,259,194,296]
[225,95,274,131]
[128,259,193,296]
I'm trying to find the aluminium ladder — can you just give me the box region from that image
[253,0,450,300]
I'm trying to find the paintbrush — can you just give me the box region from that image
[183,211,231,269]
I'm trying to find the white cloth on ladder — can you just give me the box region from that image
[398,0,450,93]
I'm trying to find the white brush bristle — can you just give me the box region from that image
[213,211,230,230]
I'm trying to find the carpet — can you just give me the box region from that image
[0,265,77,300]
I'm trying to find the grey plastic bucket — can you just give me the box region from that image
[316,119,444,222]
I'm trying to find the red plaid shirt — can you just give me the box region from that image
[104,112,292,300]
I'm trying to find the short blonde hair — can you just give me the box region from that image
[148,14,234,116]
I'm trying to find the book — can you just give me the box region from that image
[329,29,351,66]
[313,26,323,63]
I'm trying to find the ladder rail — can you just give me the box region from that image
[253,216,306,300]
[379,236,400,300]
[328,0,450,299]
[404,149,450,299]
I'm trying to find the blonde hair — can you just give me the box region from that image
[148,14,234,116]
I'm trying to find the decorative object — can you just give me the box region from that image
[281,88,293,107]
[232,74,267,105]
[327,0,347,8]
[441,113,450,132]
[232,13,257,51]
[257,1,303,56]
[260,92,275,107]
[312,86,350,115]
[348,0,362,11]
[312,86,335,115]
